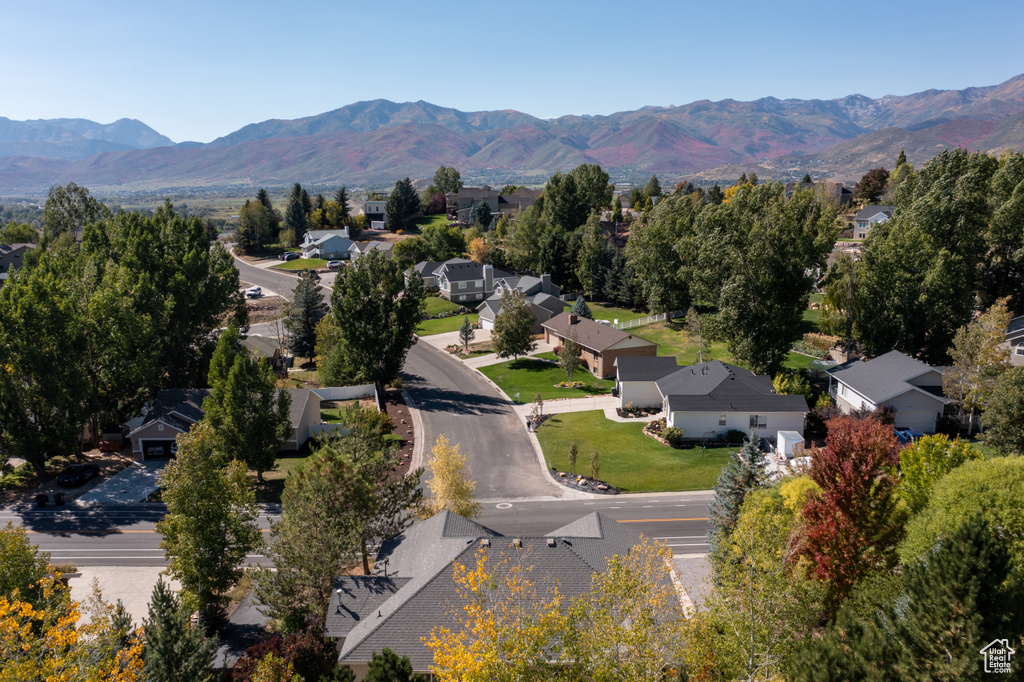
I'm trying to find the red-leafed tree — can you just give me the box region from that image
[798,416,905,615]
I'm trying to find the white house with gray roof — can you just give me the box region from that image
[827,350,948,432]
[1003,315,1024,366]
[615,358,808,439]
[852,205,894,239]
[301,229,352,260]
[477,272,563,331]
[326,510,647,678]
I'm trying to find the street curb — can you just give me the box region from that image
[401,390,427,474]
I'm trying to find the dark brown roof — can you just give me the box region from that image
[542,312,656,353]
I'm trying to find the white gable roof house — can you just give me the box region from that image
[852,205,894,239]
[477,273,562,332]
[301,229,353,259]
[826,350,948,433]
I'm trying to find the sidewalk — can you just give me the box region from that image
[512,394,663,424]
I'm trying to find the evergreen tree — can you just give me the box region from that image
[471,200,492,227]
[643,174,662,199]
[142,579,218,682]
[896,148,907,167]
[612,195,623,222]
[801,173,812,183]
[570,295,593,320]
[707,438,768,557]
[982,366,1024,456]
[458,316,475,353]
[285,269,329,361]
[385,178,421,231]
[707,184,724,204]
[256,188,280,240]
[284,193,308,247]
[334,186,350,218]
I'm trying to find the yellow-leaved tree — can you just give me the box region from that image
[421,435,481,519]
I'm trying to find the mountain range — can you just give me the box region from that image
[2,75,1024,194]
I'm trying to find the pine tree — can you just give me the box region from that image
[612,195,623,223]
[284,193,308,247]
[285,269,329,361]
[896,148,907,167]
[570,295,593,320]
[365,648,425,682]
[643,174,662,198]
[458,316,475,353]
[334,186,350,218]
[256,188,280,241]
[801,173,812,184]
[707,438,768,556]
[142,579,218,682]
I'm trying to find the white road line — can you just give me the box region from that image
[664,543,709,548]
[653,536,707,540]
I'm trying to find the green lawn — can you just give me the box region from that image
[563,303,650,324]
[479,359,613,401]
[255,453,310,504]
[271,258,327,271]
[633,320,734,366]
[534,352,559,362]
[417,313,479,336]
[536,411,732,493]
[408,214,451,231]
[423,296,464,316]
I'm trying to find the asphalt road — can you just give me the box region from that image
[1,493,711,566]
[234,253,568,500]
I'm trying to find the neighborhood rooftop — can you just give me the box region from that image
[655,360,809,413]
[542,312,638,352]
[827,350,946,404]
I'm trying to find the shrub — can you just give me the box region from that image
[662,427,684,446]
[804,332,841,353]
[726,429,746,444]
[389,377,403,389]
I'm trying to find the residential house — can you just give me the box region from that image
[0,243,35,286]
[477,273,563,332]
[1003,315,1024,367]
[301,229,352,260]
[127,387,323,460]
[542,312,657,379]
[327,510,646,679]
[349,241,394,262]
[852,205,894,239]
[408,257,471,289]
[435,261,511,303]
[361,200,386,227]
[827,350,948,433]
[599,220,629,250]
[615,357,808,440]
[242,334,288,373]
[783,181,855,207]
[447,186,542,224]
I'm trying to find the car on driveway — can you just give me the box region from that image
[57,464,101,488]
[326,260,341,270]
[282,252,300,261]
[245,286,262,298]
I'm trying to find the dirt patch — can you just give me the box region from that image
[246,296,287,324]
[381,390,415,480]
[0,448,137,507]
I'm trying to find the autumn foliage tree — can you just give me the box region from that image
[798,417,905,614]
[421,435,481,519]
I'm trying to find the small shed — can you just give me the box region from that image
[776,431,805,459]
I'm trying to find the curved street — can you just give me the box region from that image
[232,255,563,499]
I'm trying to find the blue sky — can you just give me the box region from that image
[3,0,1022,143]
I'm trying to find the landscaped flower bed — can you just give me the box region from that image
[616,401,661,418]
[549,469,620,494]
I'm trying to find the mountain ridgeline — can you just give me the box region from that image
[3,74,1024,193]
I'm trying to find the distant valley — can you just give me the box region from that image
[3,75,1024,194]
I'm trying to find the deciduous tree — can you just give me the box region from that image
[491,289,536,364]
[43,181,109,242]
[943,297,1012,433]
[559,330,582,384]
[422,435,480,520]
[432,166,463,195]
[982,365,1024,455]
[156,422,262,623]
[799,417,905,615]
[853,167,889,203]
[897,434,981,514]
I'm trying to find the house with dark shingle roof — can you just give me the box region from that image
[827,350,948,432]
[542,312,657,378]
[435,261,512,303]
[1003,315,1024,367]
[127,387,328,460]
[326,510,646,678]
[408,257,471,289]
[615,358,808,439]
[0,243,35,286]
[477,273,562,332]
[852,205,894,239]
[349,241,394,262]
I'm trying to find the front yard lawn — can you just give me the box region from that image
[254,454,309,504]
[408,214,452,230]
[634,320,734,366]
[417,313,478,336]
[479,359,613,401]
[271,258,327,271]
[423,296,464,317]
[536,411,732,492]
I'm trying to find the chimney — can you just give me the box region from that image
[483,264,493,292]
[480,538,491,548]
[540,273,552,293]
[568,313,578,325]
[512,538,523,549]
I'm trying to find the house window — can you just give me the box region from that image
[749,415,767,430]
[459,282,467,289]
[157,423,163,432]
[718,414,727,426]
[1016,346,1024,356]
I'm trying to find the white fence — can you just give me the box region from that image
[312,384,377,402]
[612,310,684,330]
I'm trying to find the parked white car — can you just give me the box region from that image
[245,286,262,298]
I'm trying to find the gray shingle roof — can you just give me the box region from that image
[437,261,511,282]
[615,356,680,382]
[334,511,643,671]
[542,312,656,353]
[136,387,313,434]
[827,350,945,404]
[1007,315,1024,339]
[853,205,894,221]
[656,361,808,414]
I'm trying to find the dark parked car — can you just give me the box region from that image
[283,252,300,261]
[57,464,101,488]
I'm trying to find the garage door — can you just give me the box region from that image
[481,318,494,331]
[893,411,937,433]
[140,439,176,460]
